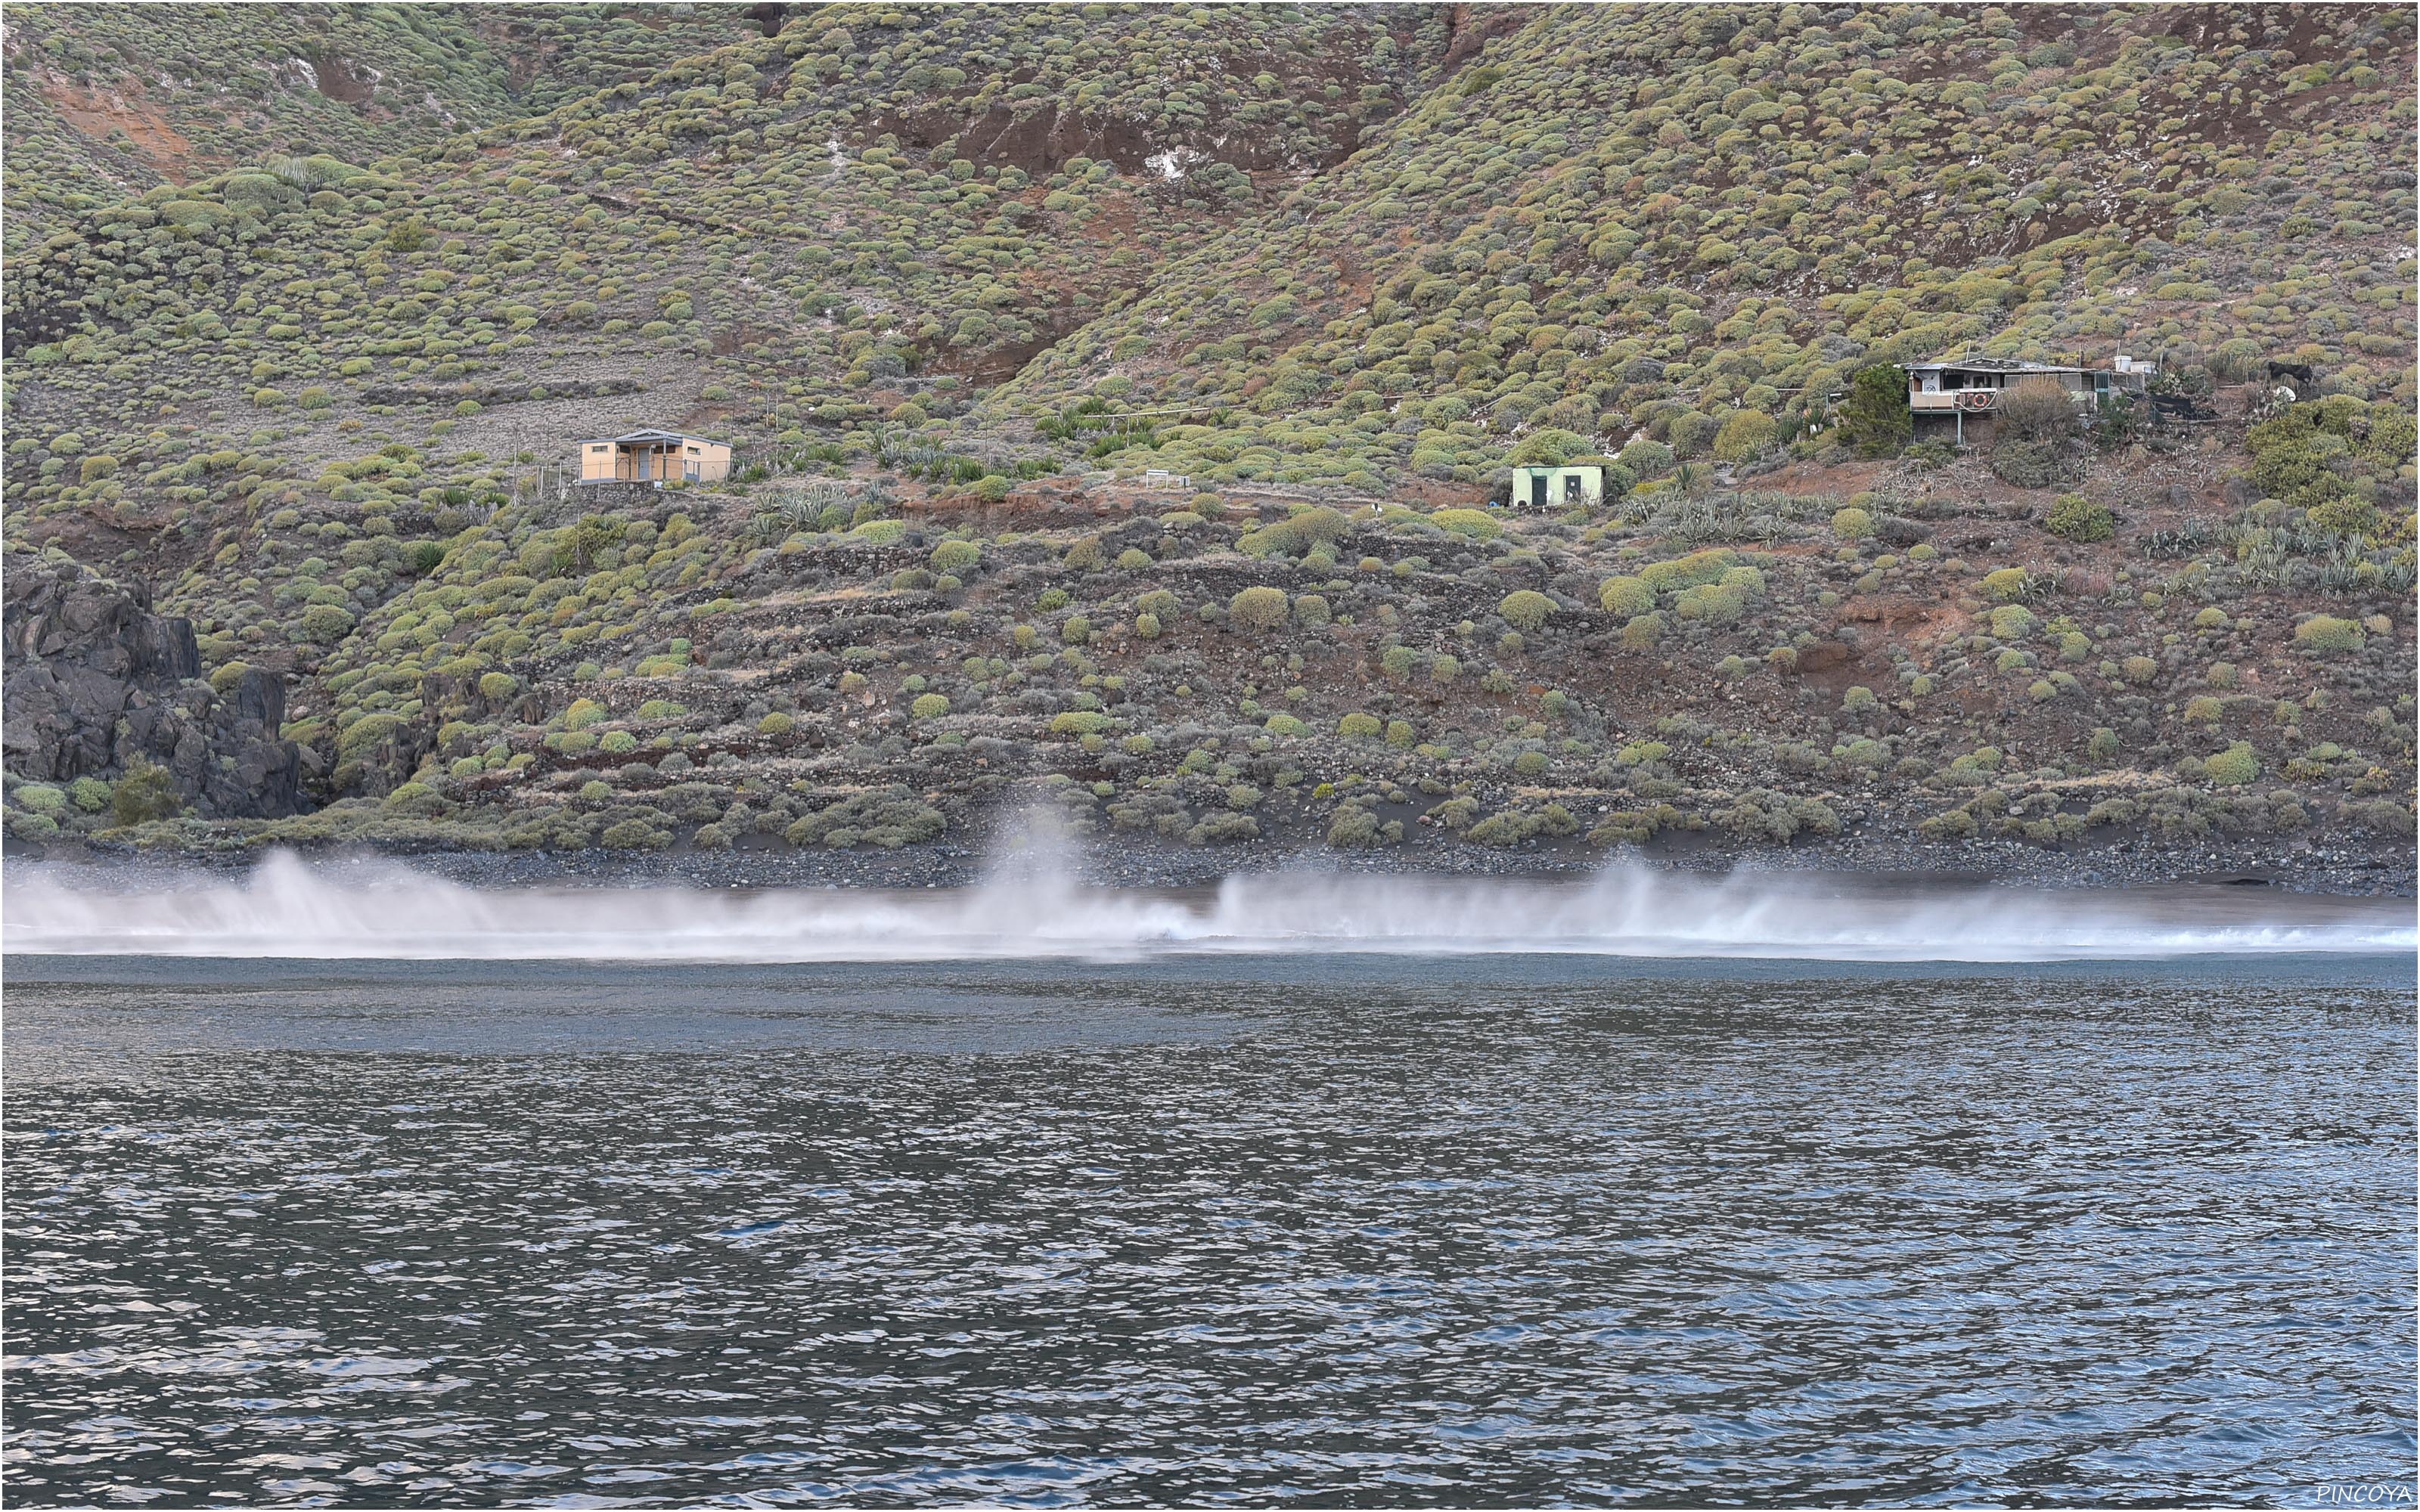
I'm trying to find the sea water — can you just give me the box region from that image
[5,936,2413,1505]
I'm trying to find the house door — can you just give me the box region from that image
[1530,475,1547,508]
[1563,475,1582,504]
[634,451,653,481]
[685,460,700,482]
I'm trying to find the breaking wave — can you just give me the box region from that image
[4,847,2411,962]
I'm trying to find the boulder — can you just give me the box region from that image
[2,556,305,818]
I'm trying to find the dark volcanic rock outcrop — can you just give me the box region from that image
[4,557,304,816]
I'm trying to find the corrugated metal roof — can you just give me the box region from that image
[575,429,719,445]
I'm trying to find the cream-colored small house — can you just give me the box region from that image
[576,429,731,486]
[1511,463,1605,510]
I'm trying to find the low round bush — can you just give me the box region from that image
[299,603,355,643]
[2046,494,2114,542]
[1338,712,1383,739]
[1981,568,2031,602]
[929,539,982,573]
[1230,586,1289,631]
[757,711,796,737]
[2294,615,2365,653]
[1599,575,1653,615]
[382,782,448,816]
[1499,590,1553,631]
[2204,743,2260,785]
[911,693,950,719]
[1830,506,1874,540]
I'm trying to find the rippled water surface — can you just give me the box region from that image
[5,954,2414,1507]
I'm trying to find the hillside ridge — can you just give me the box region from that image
[2,3,2412,885]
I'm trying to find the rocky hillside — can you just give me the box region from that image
[2,3,2412,882]
[0,3,771,250]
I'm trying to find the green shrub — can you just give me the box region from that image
[600,731,639,755]
[1988,604,2037,639]
[1050,710,1109,736]
[2046,494,2114,542]
[1830,506,1873,540]
[2294,615,2366,653]
[383,781,447,816]
[911,693,950,719]
[299,603,355,643]
[478,672,519,700]
[110,761,182,826]
[601,819,671,850]
[2309,496,2383,538]
[13,784,67,816]
[929,539,982,572]
[1639,549,1735,592]
[1599,575,1653,615]
[1429,508,1502,541]
[69,776,110,813]
[1498,590,1552,631]
[1711,410,1777,463]
[2204,743,2260,785]
[1264,713,1308,737]
[1135,612,1162,638]
[1230,586,1289,631]
[1837,365,1911,457]
[1338,712,1383,739]
[1981,568,2030,603]
[1996,376,2079,445]
[1673,584,1745,624]
[1327,806,1383,847]
[758,711,796,737]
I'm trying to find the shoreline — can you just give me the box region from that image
[8,831,2412,897]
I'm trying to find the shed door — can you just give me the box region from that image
[1530,474,1547,508]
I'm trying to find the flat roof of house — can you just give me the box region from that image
[576,429,721,445]
[1904,358,2102,373]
